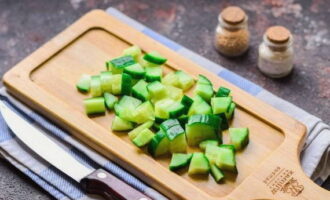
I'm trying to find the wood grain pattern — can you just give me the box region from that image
[3,10,329,199]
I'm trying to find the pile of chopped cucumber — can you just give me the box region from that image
[76,45,249,183]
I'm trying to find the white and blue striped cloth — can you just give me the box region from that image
[0,8,329,200]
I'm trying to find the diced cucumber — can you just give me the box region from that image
[168,102,185,118]
[187,95,212,116]
[162,72,179,87]
[76,74,91,93]
[107,55,136,74]
[188,153,210,175]
[198,74,212,85]
[114,96,141,121]
[185,114,221,146]
[216,146,237,172]
[145,66,162,82]
[169,153,192,171]
[110,74,122,95]
[132,128,154,147]
[123,45,141,62]
[181,95,193,114]
[210,164,224,183]
[160,119,187,153]
[139,56,159,68]
[147,81,167,101]
[216,86,231,97]
[100,71,113,93]
[83,97,106,115]
[226,102,236,120]
[111,116,134,131]
[219,144,236,152]
[104,92,118,110]
[90,75,102,97]
[134,101,155,124]
[205,144,221,164]
[121,73,132,95]
[175,70,195,91]
[128,121,154,140]
[148,129,170,157]
[211,97,232,115]
[165,85,183,101]
[123,63,145,79]
[154,98,175,119]
[132,80,150,101]
[194,75,213,102]
[199,140,219,151]
[144,51,167,65]
[229,128,249,150]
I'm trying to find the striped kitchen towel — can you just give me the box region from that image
[0,7,328,200]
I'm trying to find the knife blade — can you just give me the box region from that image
[0,101,151,200]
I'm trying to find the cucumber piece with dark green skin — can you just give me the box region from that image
[199,140,219,151]
[121,73,132,95]
[219,144,236,152]
[185,114,221,146]
[229,128,249,150]
[187,95,212,116]
[194,75,214,102]
[111,116,134,131]
[148,129,170,157]
[83,97,106,115]
[226,102,236,120]
[216,146,237,173]
[123,45,142,62]
[107,55,136,74]
[123,63,145,79]
[143,51,167,64]
[188,153,210,175]
[100,71,113,93]
[168,102,185,118]
[90,75,102,97]
[217,113,229,130]
[160,119,187,153]
[181,95,193,114]
[132,128,154,147]
[211,97,232,115]
[205,144,220,164]
[128,121,154,140]
[216,87,231,97]
[169,153,193,171]
[76,74,91,93]
[210,164,224,183]
[132,80,150,101]
[103,92,118,110]
[145,66,162,82]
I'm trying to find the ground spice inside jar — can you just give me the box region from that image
[214,6,250,57]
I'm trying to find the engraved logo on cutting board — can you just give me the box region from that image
[263,166,304,197]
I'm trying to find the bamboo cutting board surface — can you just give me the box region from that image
[3,10,330,200]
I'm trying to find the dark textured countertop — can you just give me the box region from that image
[0,0,329,199]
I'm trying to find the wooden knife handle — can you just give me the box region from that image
[80,168,152,200]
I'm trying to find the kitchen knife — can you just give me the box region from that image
[0,101,151,200]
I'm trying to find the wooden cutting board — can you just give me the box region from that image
[3,10,329,200]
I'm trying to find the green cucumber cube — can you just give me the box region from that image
[188,153,210,175]
[199,140,219,151]
[132,128,154,147]
[169,153,192,171]
[76,74,91,93]
[111,116,134,131]
[229,128,249,150]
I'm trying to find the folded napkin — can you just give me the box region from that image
[0,7,328,200]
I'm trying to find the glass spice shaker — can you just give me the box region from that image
[214,6,250,57]
[258,26,294,78]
